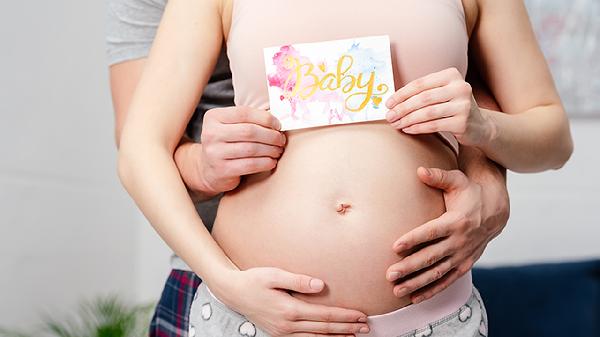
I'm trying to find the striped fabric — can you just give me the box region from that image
[149,269,203,337]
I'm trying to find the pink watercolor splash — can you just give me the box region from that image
[267,45,301,92]
[327,108,345,124]
[267,45,344,121]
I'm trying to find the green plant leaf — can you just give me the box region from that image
[0,294,155,337]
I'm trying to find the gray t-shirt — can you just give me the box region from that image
[106,0,234,271]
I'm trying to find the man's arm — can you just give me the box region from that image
[110,59,145,147]
[458,70,509,245]
[459,145,508,240]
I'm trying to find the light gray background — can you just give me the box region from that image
[0,0,599,329]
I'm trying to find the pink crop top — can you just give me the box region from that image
[226,0,469,155]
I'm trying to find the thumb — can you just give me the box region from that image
[267,268,325,294]
[417,167,469,191]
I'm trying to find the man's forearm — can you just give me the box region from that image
[458,145,509,240]
[174,136,222,203]
[458,145,506,183]
[462,68,507,187]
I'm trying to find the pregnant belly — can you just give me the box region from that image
[211,120,458,315]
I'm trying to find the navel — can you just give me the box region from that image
[336,203,352,215]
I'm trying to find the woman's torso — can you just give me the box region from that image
[211,0,470,315]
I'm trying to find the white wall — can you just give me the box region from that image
[478,119,600,266]
[0,0,139,328]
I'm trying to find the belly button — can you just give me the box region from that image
[336,203,352,215]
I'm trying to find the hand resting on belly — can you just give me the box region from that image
[211,120,458,315]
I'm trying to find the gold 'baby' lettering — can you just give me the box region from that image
[282,55,389,112]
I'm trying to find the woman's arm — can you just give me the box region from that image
[117,0,236,286]
[385,0,573,173]
[115,0,369,334]
[107,0,217,202]
[110,61,286,203]
[470,0,573,172]
[110,59,219,202]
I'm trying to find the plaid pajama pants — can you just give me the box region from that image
[149,269,203,337]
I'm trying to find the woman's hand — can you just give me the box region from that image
[211,267,370,336]
[196,106,287,194]
[385,67,495,147]
[385,166,509,303]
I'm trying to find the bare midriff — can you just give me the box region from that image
[211,120,458,315]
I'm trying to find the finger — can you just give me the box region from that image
[220,123,286,146]
[222,142,284,159]
[401,112,466,135]
[392,211,458,253]
[216,106,282,130]
[266,269,326,294]
[385,68,458,109]
[223,157,279,176]
[416,167,469,192]
[292,301,368,323]
[392,102,456,130]
[290,319,369,335]
[408,266,464,304]
[408,245,478,304]
[392,257,455,298]
[386,86,453,123]
[388,234,455,282]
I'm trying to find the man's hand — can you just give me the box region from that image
[386,165,509,303]
[175,106,287,200]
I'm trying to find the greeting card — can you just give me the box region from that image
[263,35,395,130]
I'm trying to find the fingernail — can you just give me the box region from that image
[386,97,395,109]
[413,295,425,303]
[385,110,395,121]
[395,287,408,297]
[274,118,282,130]
[309,278,324,290]
[387,271,400,281]
[394,242,406,251]
[281,133,287,145]
[357,316,367,322]
[359,326,370,333]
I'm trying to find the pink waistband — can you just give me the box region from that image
[205,271,473,337]
[361,271,473,337]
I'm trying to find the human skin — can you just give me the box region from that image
[110,57,505,336]
[383,0,573,302]
[387,69,512,305]
[115,0,570,334]
[384,0,573,172]
[111,50,371,337]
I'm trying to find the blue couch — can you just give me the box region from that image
[472,259,600,337]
